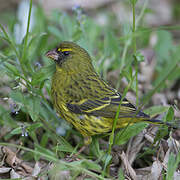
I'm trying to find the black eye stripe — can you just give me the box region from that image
[63,51,70,56]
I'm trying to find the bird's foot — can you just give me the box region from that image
[65,145,86,162]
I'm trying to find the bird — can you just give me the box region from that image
[45,41,171,152]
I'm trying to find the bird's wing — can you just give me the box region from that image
[67,93,149,118]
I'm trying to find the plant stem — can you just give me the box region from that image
[132,1,139,106]
[20,0,32,77]
[132,1,136,53]
[108,75,135,154]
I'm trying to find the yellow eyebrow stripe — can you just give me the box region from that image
[58,48,72,52]
[62,48,72,52]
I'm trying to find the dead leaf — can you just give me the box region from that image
[1,147,33,176]
[120,151,137,180]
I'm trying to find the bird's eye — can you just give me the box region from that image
[63,51,70,56]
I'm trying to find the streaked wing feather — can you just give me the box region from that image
[67,93,149,118]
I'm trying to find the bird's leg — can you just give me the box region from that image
[69,136,92,159]
[74,145,86,156]
[66,145,87,162]
[84,136,92,146]
[66,136,92,161]
[76,136,92,155]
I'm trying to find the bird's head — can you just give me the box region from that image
[45,41,93,73]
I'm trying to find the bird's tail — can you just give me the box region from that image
[144,118,177,129]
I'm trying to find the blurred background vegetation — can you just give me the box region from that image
[0,0,180,179]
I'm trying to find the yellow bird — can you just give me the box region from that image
[46,41,169,149]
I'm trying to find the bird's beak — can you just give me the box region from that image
[45,49,59,61]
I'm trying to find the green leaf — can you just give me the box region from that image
[26,96,40,122]
[0,105,16,127]
[165,106,174,122]
[55,144,74,153]
[103,154,112,169]
[31,64,55,86]
[40,132,49,147]
[114,123,147,145]
[133,51,145,62]
[10,92,41,121]
[144,106,169,117]
[129,0,138,5]
[27,122,43,131]
[118,168,125,180]
[70,160,101,172]
[4,62,20,76]
[79,160,102,172]
[10,91,25,104]
[90,137,101,157]
[167,152,180,180]
[10,127,22,135]
[34,144,57,161]
[27,32,47,60]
